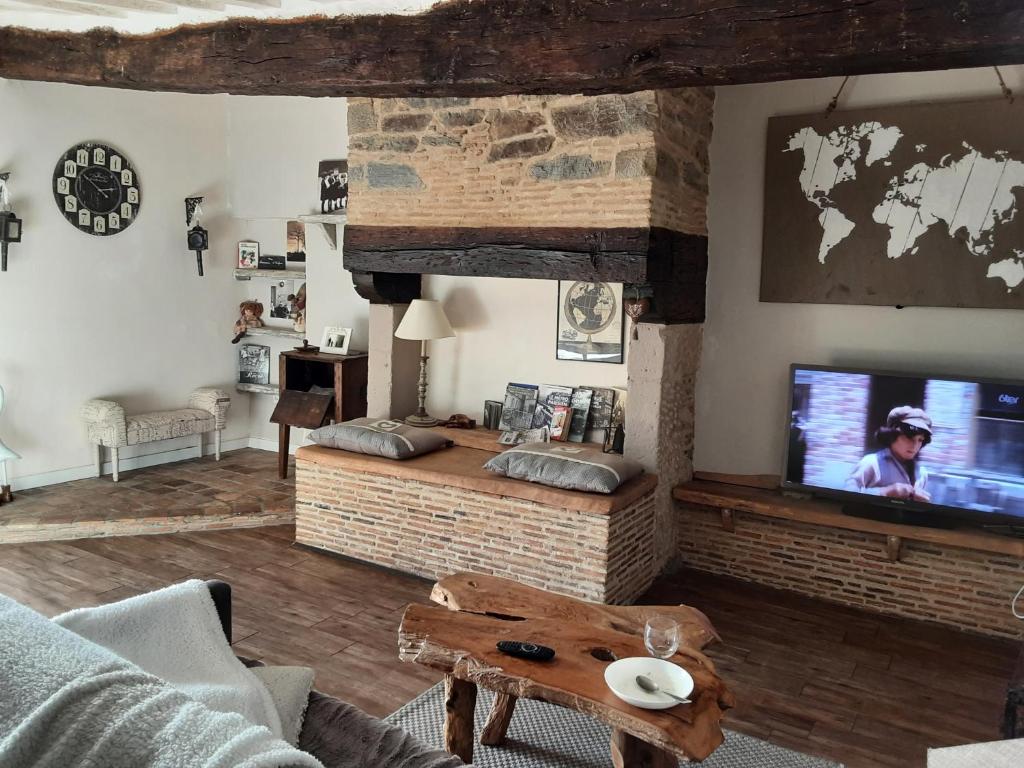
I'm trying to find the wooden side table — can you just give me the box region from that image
[270,349,368,478]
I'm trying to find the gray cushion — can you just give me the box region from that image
[309,418,451,460]
[484,442,643,494]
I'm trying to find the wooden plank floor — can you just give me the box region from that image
[0,525,1017,767]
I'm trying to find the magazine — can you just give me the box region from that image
[498,427,549,445]
[532,384,574,430]
[549,405,573,441]
[498,383,539,432]
[586,387,616,430]
[567,388,594,442]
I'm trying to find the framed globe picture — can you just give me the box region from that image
[556,281,624,363]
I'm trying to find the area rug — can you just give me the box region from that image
[386,683,843,768]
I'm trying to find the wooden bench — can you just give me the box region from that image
[294,430,660,604]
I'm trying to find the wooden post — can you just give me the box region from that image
[443,674,476,764]
[95,444,103,478]
[610,728,677,768]
[480,692,517,745]
[278,423,290,479]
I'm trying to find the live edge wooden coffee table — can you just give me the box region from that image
[398,573,734,767]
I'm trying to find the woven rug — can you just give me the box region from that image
[386,683,843,768]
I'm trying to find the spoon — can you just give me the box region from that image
[635,674,691,704]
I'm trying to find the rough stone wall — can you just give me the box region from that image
[295,458,660,604]
[651,88,715,236]
[677,503,1024,639]
[348,91,710,230]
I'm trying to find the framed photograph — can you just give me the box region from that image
[556,281,624,363]
[238,344,270,385]
[237,240,259,269]
[267,279,296,323]
[318,159,348,214]
[287,220,306,262]
[320,326,352,355]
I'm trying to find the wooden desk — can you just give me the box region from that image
[271,349,368,478]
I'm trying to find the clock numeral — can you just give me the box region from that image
[76,150,88,166]
[109,156,122,172]
[78,210,91,227]
[64,161,77,178]
[93,217,106,234]
[108,213,120,230]
[120,169,133,186]
[93,147,106,166]
[56,177,70,194]
[126,187,139,204]
[120,202,133,220]
[64,195,78,213]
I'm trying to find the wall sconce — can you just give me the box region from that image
[185,196,209,277]
[0,173,22,273]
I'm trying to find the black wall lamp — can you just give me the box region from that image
[0,173,22,272]
[185,196,208,276]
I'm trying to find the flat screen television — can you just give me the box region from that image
[782,364,1024,531]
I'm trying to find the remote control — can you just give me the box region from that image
[496,640,556,662]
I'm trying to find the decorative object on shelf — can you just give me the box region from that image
[257,254,286,270]
[483,399,504,430]
[445,414,477,429]
[395,299,455,427]
[52,142,140,236]
[238,344,271,385]
[624,290,650,341]
[0,385,20,503]
[0,173,22,273]
[294,339,319,353]
[318,159,348,213]
[237,240,259,269]
[568,387,594,442]
[184,196,208,277]
[320,325,352,356]
[266,279,295,321]
[557,281,624,363]
[498,382,538,432]
[286,220,306,262]
[293,283,307,333]
[231,300,264,344]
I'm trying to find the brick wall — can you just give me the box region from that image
[347,90,711,234]
[676,503,1024,639]
[295,459,659,604]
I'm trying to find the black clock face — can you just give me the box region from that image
[53,142,141,236]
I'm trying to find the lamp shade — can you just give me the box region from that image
[395,300,455,341]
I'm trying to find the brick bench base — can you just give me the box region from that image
[295,450,659,604]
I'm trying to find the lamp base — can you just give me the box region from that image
[405,413,440,427]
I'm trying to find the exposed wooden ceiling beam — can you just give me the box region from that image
[1,0,1023,97]
[45,0,180,14]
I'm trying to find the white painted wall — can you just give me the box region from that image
[695,65,1024,476]
[0,78,240,487]
[423,275,629,422]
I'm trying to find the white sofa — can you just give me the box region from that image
[80,388,231,481]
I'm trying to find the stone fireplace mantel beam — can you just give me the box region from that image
[2,1,1023,96]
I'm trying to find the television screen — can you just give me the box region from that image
[783,365,1024,524]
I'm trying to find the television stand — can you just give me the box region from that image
[841,502,959,529]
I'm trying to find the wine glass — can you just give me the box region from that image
[644,615,680,659]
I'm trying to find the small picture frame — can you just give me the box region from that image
[238,240,259,269]
[320,326,352,356]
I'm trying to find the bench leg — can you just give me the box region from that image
[111,447,120,482]
[197,433,204,460]
[215,430,222,461]
[443,675,476,764]
[481,692,517,745]
[95,445,103,478]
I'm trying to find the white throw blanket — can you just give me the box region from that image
[54,579,283,738]
[0,589,322,768]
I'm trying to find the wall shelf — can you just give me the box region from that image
[234,268,306,281]
[236,382,279,396]
[242,326,304,340]
[298,213,346,251]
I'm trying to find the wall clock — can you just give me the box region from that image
[52,142,141,236]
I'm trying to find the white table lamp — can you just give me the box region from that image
[395,300,455,427]
[0,385,20,502]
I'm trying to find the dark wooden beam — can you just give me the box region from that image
[350,270,421,304]
[2,1,1023,96]
[343,225,707,323]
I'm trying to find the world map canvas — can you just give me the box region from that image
[762,99,1024,309]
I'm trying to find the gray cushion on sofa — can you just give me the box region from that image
[309,418,451,460]
[483,442,643,494]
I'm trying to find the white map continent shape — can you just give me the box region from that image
[786,122,903,263]
[872,146,1024,289]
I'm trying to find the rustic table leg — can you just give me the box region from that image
[444,674,477,763]
[278,423,290,479]
[480,692,517,745]
[610,728,677,768]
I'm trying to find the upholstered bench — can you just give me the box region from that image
[294,436,659,604]
[81,388,230,482]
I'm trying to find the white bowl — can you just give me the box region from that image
[603,656,694,710]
